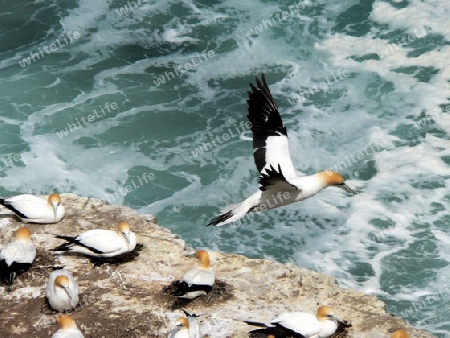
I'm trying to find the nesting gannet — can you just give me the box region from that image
[52,221,136,258]
[207,75,356,226]
[46,269,79,311]
[246,305,343,338]
[52,315,84,338]
[182,310,203,338]
[168,317,190,338]
[0,193,65,223]
[171,250,215,299]
[0,227,36,288]
[392,329,410,338]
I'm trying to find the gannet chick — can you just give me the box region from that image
[246,305,344,338]
[0,227,36,288]
[171,250,215,299]
[52,221,136,258]
[168,317,189,338]
[52,315,84,338]
[46,269,79,311]
[0,193,65,223]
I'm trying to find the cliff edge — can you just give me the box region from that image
[0,194,435,337]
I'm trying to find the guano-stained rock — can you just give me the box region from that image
[0,194,436,338]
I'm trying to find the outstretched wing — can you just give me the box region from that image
[247,74,297,179]
[258,164,300,192]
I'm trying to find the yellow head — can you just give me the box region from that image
[48,193,62,205]
[318,171,357,194]
[392,329,410,338]
[117,221,131,233]
[48,193,62,217]
[317,305,334,320]
[317,305,343,324]
[175,317,189,330]
[195,250,211,269]
[54,275,70,288]
[117,221,132,244]
[15,227,31,242]
[57,314,77,330]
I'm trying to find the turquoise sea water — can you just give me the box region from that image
[1,0,450,336]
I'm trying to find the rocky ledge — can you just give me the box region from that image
[0,194,435,338]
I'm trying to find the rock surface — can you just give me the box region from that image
[0,193,436,338]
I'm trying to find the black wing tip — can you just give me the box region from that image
[52,235,104,254]
[249,74,269,94]
[206,210,234,226]
[252,73,266,86]
[0,261,33,287]
[0,200,29,219]
[181,309,200,318]
[51,235,75,251]
[244,320,269,328]
[171,281,188,296]
[171,281,213,296]
[258,164,286,190]
[51,243,71,252]
[55,235,75,241]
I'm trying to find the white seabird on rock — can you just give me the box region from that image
[171,250,215,299]
[46,269,79,312]
[207,74,356,227]
[0,227,36,288]
[52,315,84,338]
[0,193,65,223]
[246,305,345,338]
[52,221,136,258]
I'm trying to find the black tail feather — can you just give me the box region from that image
[55,235,77,242]
[181,309,200,318]
[52,235,104,254]
[51,235,77,252]
[0,198,28,219]
[171,280,213,297]
[244,320,269,328]
[0,260,32,290]
[206,210,234,227]
[246,321,306,338]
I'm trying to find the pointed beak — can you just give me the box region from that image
[62,286,72,300]
[123,232,131,247]
[338,182,357,195]
[329,313,345,324]
[52,203,58,218]
[334,314,344,323]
